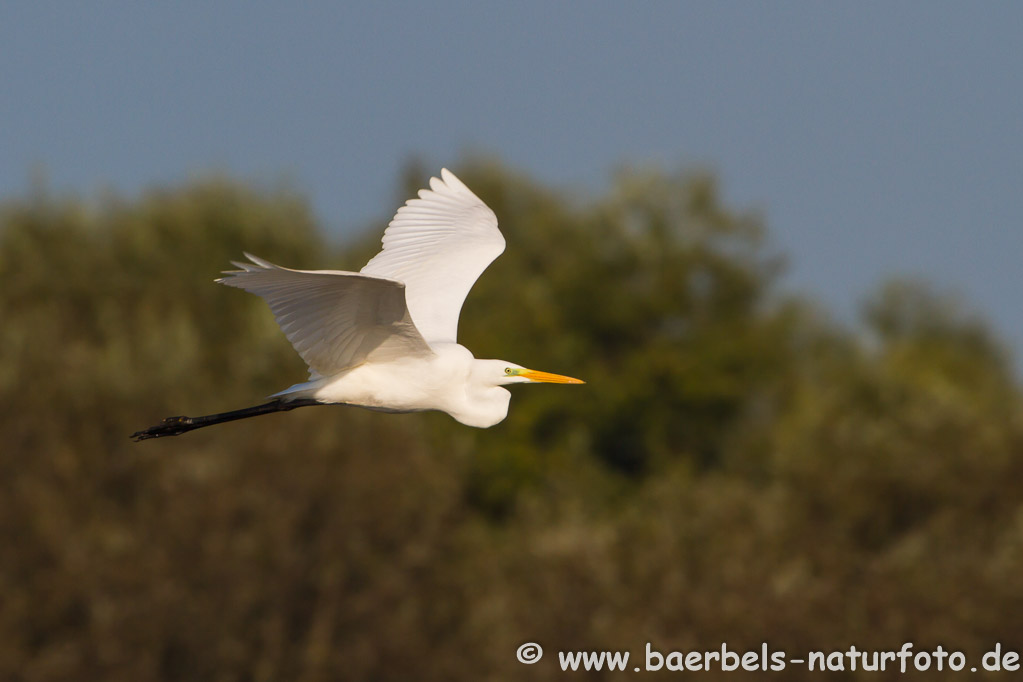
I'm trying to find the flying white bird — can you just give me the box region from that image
[133,169,583,440]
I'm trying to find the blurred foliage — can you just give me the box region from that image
[1,162,1021,681]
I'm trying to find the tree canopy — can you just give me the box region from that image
[1,161,1019,680]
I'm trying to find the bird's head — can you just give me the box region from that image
[478,360,585,387]
[455,359,584,427]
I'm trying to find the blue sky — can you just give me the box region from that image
[3,2,1021,364]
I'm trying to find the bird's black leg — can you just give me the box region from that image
[131,398,323,441]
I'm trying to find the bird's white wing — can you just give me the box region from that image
[218,254,433,379]
[360,168,505,344]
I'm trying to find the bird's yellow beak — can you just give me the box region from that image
[519,368,585,384]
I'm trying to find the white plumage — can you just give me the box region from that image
[218,257,430,379]
[209,169,582,430]
[362,168,506,344]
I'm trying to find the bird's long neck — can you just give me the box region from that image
[131,398,323,440]
[454,386,511,428]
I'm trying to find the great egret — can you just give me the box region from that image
[132,169,583,440]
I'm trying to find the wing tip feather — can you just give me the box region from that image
[439,167,464,190]
[243,252,276,269]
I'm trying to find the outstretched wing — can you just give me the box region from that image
[360,168,505,344]
[218,254,433,379]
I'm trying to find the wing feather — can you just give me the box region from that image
[218,254,433,379]
[360,168,505,343]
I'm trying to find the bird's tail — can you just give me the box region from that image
[131,398,323,441]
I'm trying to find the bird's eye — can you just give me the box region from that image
[504,367,512,375]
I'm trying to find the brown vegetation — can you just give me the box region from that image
[2,162,1021,680]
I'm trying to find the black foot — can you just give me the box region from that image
[131,415,194,441]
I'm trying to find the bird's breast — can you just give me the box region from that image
[312,353,469,414]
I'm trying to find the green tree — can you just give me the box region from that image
[2,162,1021,681]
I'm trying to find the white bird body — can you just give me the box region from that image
[277,344,514,427]
[132,168,582,440]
